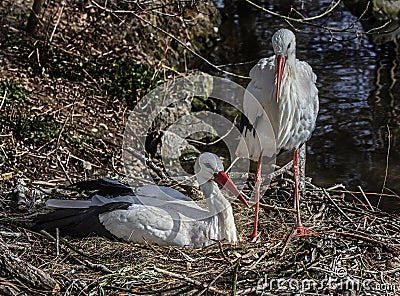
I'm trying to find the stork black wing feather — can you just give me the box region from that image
[31,202,131,239]
[69,178,133,197]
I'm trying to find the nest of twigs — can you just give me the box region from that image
[1,169,400,296]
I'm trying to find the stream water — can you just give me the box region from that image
[201,0,400,211]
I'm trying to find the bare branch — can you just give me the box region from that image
[91,0,250,79]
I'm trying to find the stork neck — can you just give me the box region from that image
[276,53,296,104]
[285,53,296,75]
[200,181,230,214]
[199,181,238,242]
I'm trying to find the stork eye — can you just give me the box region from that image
[203,163,214,170]
[287,43,291,50]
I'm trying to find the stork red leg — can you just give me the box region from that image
[285,148,313,245]
[251,153,263,240]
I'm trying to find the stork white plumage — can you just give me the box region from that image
[236,29,319,241]
[33,153,249,248]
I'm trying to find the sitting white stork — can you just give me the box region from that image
[32,153,249,248]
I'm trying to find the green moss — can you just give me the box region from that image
[96,58,162,108]
[38,45,162,108]
[0,80,60,147]
[19,114,60,145]
[191,97,217,112]
[1,30,163,109]
[0,30,36,53]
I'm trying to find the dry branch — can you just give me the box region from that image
[154,267,229,295]
[0,238,59,293]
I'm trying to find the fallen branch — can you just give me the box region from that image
[322,188,353,222]
[154,267,228,295]
[84,260,114,274]
[0,238,60,293]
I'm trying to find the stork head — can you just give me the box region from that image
[271,28,296,102]
[195,153,249,207]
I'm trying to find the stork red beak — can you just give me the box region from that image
[214,171,249,207]
[276,55,286,102]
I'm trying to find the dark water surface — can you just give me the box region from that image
[202,0,400,211]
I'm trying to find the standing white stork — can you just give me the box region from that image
[32,153,249,248]
[236,28,319,241]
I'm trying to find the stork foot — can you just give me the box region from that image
[284,224,314,246]
[250,230,261,242]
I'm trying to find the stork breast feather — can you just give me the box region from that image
[245,58,275,122]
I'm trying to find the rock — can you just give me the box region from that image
[344,0,400,44]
